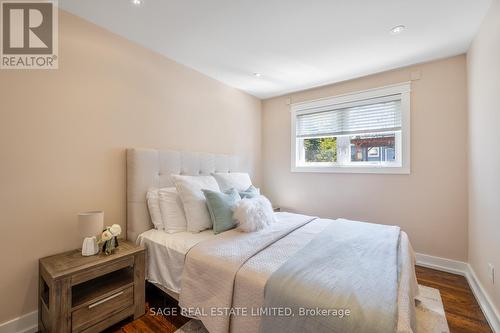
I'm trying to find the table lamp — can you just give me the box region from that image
[78,211,104,256]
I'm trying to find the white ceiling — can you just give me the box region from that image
[60,0,491,99]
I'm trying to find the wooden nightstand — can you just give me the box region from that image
[38,241,145,333]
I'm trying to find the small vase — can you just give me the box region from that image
[81,236,99,256]
[103,237,118,255]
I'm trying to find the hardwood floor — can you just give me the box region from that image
[415,266,492,333]
[105,284,189,333]
[107,266,492,333]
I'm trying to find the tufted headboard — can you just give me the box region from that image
[126,148,241,242]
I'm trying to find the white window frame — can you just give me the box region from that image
[291,82,411,174]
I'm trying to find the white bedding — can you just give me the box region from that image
[231,218,334,332]
[180,213,418,333]
[139,213,418,333]
[137,228,215,294]
[252,225,417,333]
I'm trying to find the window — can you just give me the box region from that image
[291,83,410,174]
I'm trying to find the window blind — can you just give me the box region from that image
[296,98,402,138]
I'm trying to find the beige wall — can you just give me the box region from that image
[262,55,468,261]
[0,4,488,326]
[467,0,500,313]
[0,11,261,323]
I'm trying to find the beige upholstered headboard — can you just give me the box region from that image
[126,148,240,242]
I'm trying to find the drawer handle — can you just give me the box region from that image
[88,291,124,309]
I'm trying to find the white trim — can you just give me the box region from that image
[290,82,411,174]
[415,253,468,276]
[290,82,411,112]
[293,94,402,117]
[416,253,500,333]
[0,311,37,333]
[466,264,500,333]
[291,165,410,174]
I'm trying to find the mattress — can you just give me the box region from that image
[137,228,215,294]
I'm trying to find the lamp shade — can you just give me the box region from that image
[78,211,104,238]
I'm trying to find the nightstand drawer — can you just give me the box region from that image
[72,286,133,332]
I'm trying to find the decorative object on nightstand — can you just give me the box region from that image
[78,211,104,256]
[38,240,145,333]
[100,224,122,255]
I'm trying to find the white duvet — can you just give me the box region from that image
[179,212,419,333]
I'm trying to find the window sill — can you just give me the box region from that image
[291,165,410,174]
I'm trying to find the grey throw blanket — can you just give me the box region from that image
[179,213,317,333]
[260,219,401,333]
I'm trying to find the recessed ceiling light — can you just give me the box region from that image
[131,0,143,7]
[253,72,262,78]
[390,25,406,35]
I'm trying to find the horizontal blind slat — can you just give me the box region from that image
[296,100,401,137]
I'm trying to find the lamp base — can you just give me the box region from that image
[82,236,99,256]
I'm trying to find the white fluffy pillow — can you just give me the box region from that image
[158,187,187,233]
[212,172,252,192]
[234,196,276,232]
[171,175,220,232]
[146,189,164,230]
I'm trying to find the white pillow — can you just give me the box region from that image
[171,175,220,232]
[212,172,252,192]
[158,187,187,233]
[234,196,276,232]
[146,189,164,230]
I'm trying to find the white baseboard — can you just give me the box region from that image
[416,252,500,333]
[415,252,469,276]
[465,263,500,333]
[0,311,37,333]
[2,254,498,333]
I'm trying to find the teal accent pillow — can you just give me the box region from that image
[239,185,261,199]
[202,188,241,234]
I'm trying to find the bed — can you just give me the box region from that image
[127,148,419,333]
[136,228,215,298]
